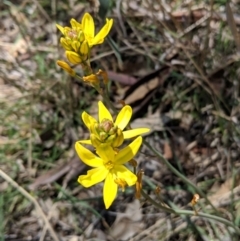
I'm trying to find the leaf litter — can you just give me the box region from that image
[1,0,240,240]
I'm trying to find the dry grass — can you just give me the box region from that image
[1,0,240,240]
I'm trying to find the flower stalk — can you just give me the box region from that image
[55,12,240,234]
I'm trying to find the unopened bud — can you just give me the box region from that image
[99,132,108,141]
[105,134,116,143]
[90,134,102,147]
[71,40,80,53]
[65,51,82,64]
[99,119,114,132]
[78,31,85,42]
[112,128,124,147]
[109,126,117,135]
[91,123,100,134]
[80,40,89,57]
[57,60,75,76]
[60,38,72,51]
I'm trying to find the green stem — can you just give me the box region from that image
[141,189,174,213]
[141,189,240,234]
[143,140,219,213]
[102,84,117,114]
[95,70,239,234]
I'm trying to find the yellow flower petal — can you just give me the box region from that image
[98,101,113,122]
[96,145,115,163]
[91,18,113,46]
[56,24,65,35]
[82,13,95,39]
[116,136,142,164]
[70,18,82,29]
[82,111,97,130]
[123,128,150,139]
[75,142,102,167]
[114,165,137,186]
[114,105,132,130]
[78,139,92,145]
[78,167,108,187]
[103,173,118,209]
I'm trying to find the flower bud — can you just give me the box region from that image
[99,132,108,141]
[71,40,80,52]
[65,51,82,64]
[108,126,117,135]
[112,128,124,147]
[105,134,116,143]
[99,119,114,133]
[90,134,102,147]
[57,60,75,76]
[63,27,72,36]
[60,38,72,51]
[80,40,89,59]
[77,31,85,42]
[91,123,100,134]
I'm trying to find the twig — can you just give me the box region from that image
[0,169,60,241]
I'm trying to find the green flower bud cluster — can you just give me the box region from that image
[90,119,124,148]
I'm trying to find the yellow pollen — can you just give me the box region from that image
[114,178,127,192]
[105,161,114,170]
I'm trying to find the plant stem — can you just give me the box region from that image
[141,189,240,234]
[143,140,219,213]
[102,84,117,114]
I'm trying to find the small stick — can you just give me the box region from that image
[0,169,60,241]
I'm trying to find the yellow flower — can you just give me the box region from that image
[82,13,113,47]
[56,13,113,50]
[80,101,150,148]
[75,136,142,209]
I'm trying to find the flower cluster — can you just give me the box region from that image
[76,101,149,208]
[56,13,150,209]
[56,13,113,87]
[57,13,113,65]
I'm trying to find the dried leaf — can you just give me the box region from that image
[28,157,84,190]
[108,71,138,85]
[163,142,172,160]
[131,111,163,133]
[109,200,143,240]
[124,77,159,105]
